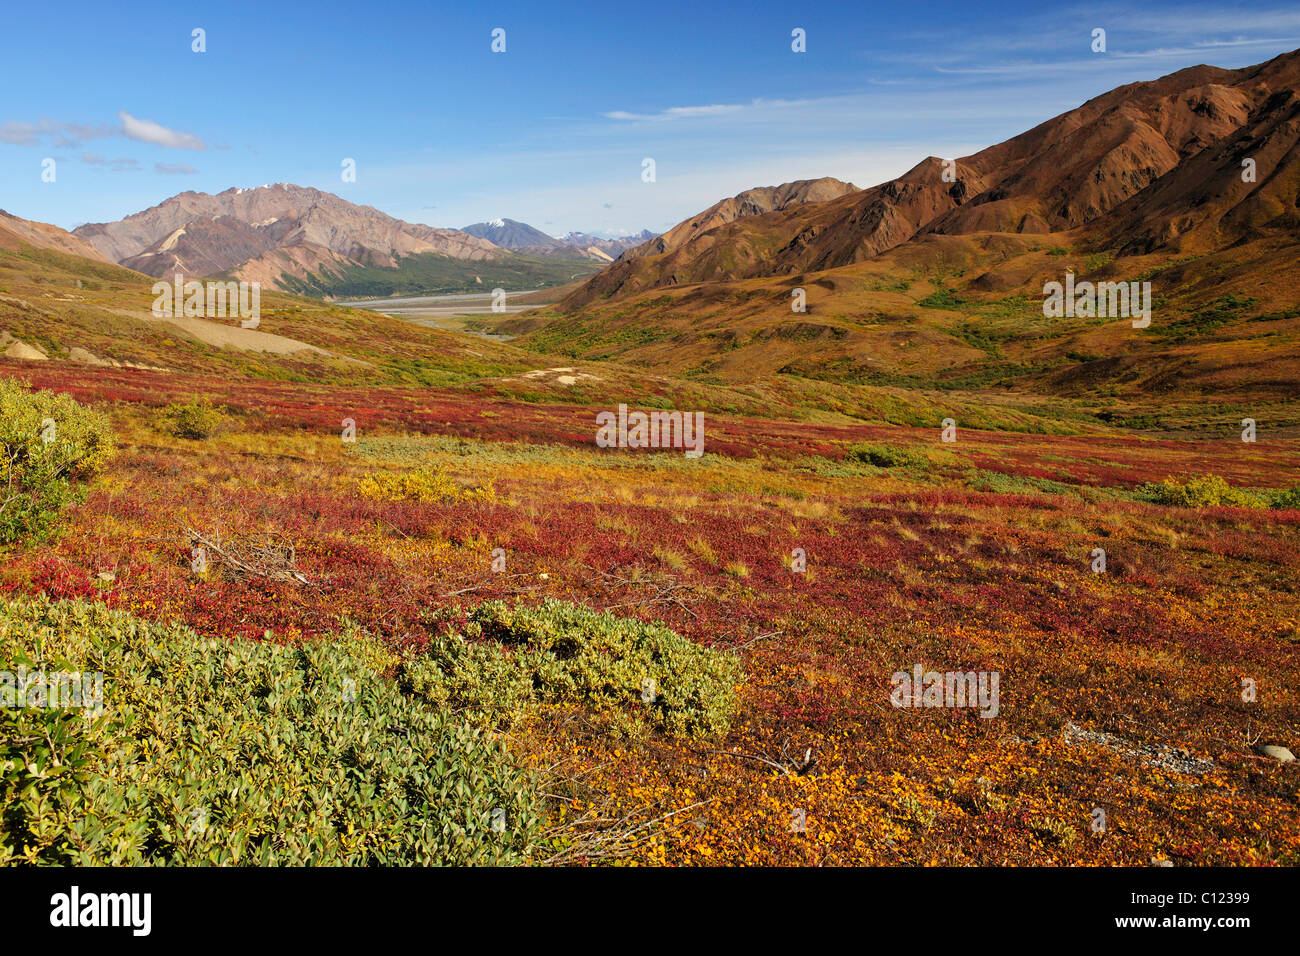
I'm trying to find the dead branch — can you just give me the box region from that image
[183,526,312,586]
[697,738,818,776]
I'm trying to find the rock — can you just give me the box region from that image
[1255,744,1295,763]
[95,571,116,583]
[1150,857,1174,867]
[1,332,48,360]
[70,347,112,366]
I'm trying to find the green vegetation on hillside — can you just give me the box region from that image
[279,252,601,298]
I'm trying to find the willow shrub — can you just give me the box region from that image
[1139,474,1265,508]
[1271,483,1300,509]
[406,599,742,740]
[0,379,114,545]
[0,596,541,866]
[846,441,932,469]
[159,397,225,440]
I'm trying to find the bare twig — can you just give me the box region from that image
[183,526,312,586]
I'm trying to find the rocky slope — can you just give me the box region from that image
[74,184,503,289]
[557,50,1300,311]
[0,210,112,262]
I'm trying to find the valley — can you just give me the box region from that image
[2,38,1298,871]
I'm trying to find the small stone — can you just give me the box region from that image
[95,571,115,583]
[1256,744,1295,763]
[1150,857,1174,867]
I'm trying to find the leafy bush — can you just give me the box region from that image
[353,465,497,504]
[160,397,225,439]
[846,442,931,469]
[0,379,114,545]
[402,633,537,726]
[917,287,965,310]
[406,599,742,740]
[0,595,541,865]
[1138,474,1265,509]
[1270,484,1300,510]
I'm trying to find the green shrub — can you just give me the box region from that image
[917,288,965,310]
[0,595,541,865]
[846,442,931,469]
[1138,474,1265,509]
[0,379,114,545]
[161,397,224,439]
[402,632,537,726]
[1271,484,1300,510]
[407,599,742,740]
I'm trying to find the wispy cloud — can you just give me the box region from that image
[1112,38,1300,58]
[155,161,198,175]
[604,103,745,121]
[0,119,115,148]
[1,113,207,151]
[81,153,140,171]
[877,3,1300,77]
[119,111,206,150]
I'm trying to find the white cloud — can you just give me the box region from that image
[0,118,114,147]
[155,162,199,175]
[81,153,140,171]
[605,103,746,121]
[119,111,206,150]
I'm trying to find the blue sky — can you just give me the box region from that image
[2,0,1297,237]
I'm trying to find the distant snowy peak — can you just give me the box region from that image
[461,217,659,260]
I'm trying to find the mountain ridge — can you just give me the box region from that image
[555,51,1300,313]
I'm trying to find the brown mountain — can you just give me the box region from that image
[558,51,1300,313]
[0,210,112,262]
[74,184,503,289]
[498,50,1300,417]
[1098,55,1300,254]
[632,177,859,258]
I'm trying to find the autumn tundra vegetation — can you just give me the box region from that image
[3,47,1300,868]
[2,354,1298,865]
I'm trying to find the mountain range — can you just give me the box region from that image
[460,218,656,261]
[556,52,1299,311]
[69,187,656,298]
[3,49,1299,427]
[492,49,1300,412]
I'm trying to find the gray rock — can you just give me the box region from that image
[1256,744,1295,763]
